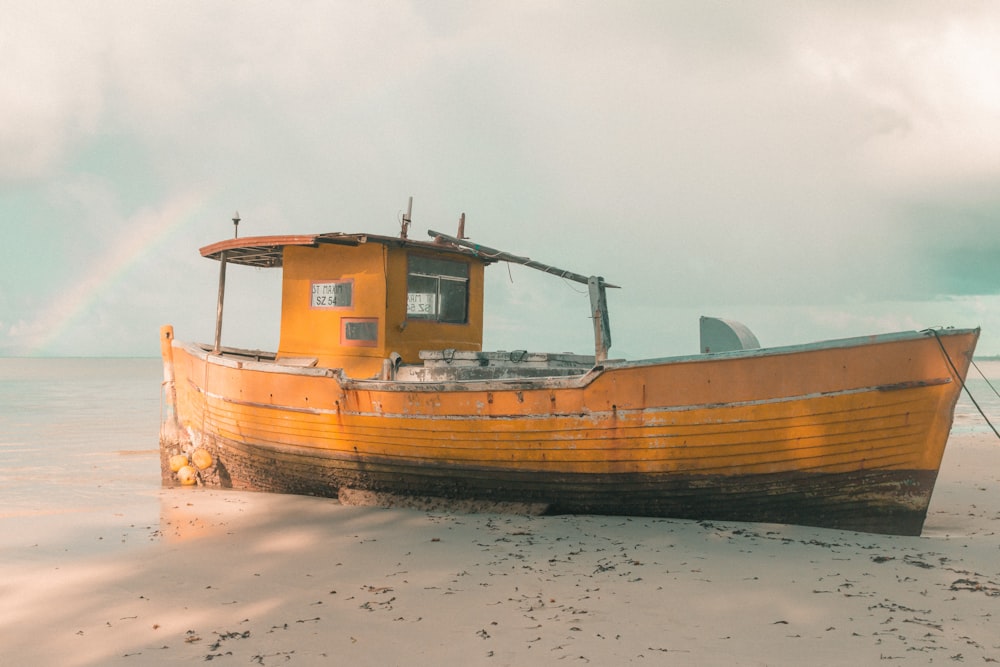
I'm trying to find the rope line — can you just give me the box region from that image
[925,328,1000,440]
[970,357,1000,400]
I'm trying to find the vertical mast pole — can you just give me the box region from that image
[588,276,611,363]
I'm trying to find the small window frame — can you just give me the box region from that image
[406,255,470,324]
[341,317,379,347]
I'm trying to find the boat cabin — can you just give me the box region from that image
[201,232,494,378]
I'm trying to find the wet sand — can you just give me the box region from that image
[2,432,998,666]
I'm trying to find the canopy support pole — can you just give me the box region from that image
[213,251,227,354]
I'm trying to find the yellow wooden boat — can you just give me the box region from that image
[159,210,979,535]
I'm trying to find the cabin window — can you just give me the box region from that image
[407,255,468,323]
[341,318,379,347]
[311,280,353,309]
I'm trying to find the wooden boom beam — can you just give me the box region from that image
[427,229,615,362]
[427,229,620,288]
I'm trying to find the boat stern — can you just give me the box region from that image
[159,324,228,489]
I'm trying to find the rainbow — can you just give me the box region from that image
[25,192,206,356]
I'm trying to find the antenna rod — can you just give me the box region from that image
[400,197,413,239]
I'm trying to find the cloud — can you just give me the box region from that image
[3,1,1000,356]
[0,2,106,182]
[790,4,1000,193]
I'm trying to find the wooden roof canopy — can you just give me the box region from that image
[199,232,493,268]
[199,223,617,362]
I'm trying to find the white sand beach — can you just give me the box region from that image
[2,431,998,666]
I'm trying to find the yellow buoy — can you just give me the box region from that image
[169,454,190,472]
[176,465,198,486]
[191,448,213,470]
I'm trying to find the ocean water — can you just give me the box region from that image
[950,359,1000,434]
[1,357,998,557]
[0,357,163,558]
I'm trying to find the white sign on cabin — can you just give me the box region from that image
[407,292,436,316]
[311,281,352,308]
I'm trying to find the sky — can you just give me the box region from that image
[2,1,1000,359]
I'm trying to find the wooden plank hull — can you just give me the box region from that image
[160,327,978,535]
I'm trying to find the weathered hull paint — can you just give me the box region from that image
[160,327,978,536]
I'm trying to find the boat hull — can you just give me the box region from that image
[160,327,978,535]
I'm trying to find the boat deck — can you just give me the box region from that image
[197,343,597,382]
